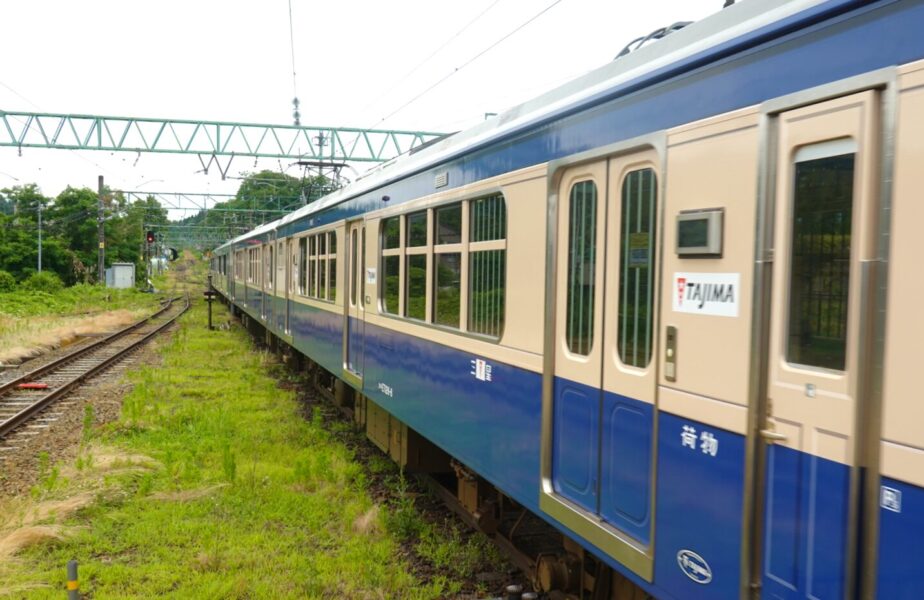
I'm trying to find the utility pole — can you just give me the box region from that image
[37,200,42,273]
[98,175,105,284]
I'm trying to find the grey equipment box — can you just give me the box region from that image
[105,263,136,289]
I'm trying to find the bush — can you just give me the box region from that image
[0,270,14,292]
[21,271,64,293]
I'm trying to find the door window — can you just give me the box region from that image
[787,147,855,370]
[566,181,597,355]
[618,169,657,368]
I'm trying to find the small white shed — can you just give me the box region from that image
[105,263,136,289]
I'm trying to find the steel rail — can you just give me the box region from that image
[0,294,189,440]
[0,296,180,396]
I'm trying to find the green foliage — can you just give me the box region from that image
[0,283,157,319]
[0,269,14,292]
[0,183,169,285]
[3,297,485,599]
[383,474,425,540]
[221,440,237,483]
[174,170,334,247]
[21,270,64,293]
[82,404,96,444]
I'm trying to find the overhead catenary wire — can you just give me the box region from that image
[0,78,117,178]
[353,0,504,126]
[288,0,300,126]
[372,0,565,129]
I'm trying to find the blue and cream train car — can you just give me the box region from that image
[210,1,924,597]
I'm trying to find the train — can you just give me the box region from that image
[209,1,924,597]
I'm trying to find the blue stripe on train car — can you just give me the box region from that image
[288,301,343,376]
[654,412,745,600]
[361,319,543,511]
[762,446,849,599]
[240,286,263,322]
[876,476,924,599]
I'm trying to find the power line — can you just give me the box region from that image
[288,0,301,126]
[0,78,117,177]
[374,0,565,128]
[356,0,503,126]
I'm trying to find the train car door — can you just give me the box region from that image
[545,145,661,577]
[759,91,880,599]
[275,237,286,333]
[286,237,296,335]
[343,220,365,385]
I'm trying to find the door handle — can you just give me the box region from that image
[760,429,788,443]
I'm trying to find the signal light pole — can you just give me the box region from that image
[98,175,105,284]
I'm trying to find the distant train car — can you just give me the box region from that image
[210,1,924,597]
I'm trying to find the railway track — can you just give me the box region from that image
[0,294,189,444]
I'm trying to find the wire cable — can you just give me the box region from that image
[373,0,565,129]
[288,0,301,126]
[354,0,503,125]
[0,78,117,177]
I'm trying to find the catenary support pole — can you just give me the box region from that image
[97,175,105,284]
[37,200,42,273]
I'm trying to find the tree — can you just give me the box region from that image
[0,185,73,282]
[173,170,334,249]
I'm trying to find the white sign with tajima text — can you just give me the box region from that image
[673,272,740,317]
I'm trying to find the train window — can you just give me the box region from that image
[469,250,505,337]
[434,253,461,328]
[382,255,400,314]
[308,236,317,297]
[407,211,427,247]
[377,194,506,338]
[361,227,366,307]
[435,204,462,244]
[471,195,506,242]
[318,237,328,300]
[434,203,463,328]
[469,194,506,337]
[618,168,657,368]
[786,151,854,371]
[566,181,597,356]
[405,254,427,320]
[267,245,274,288]
[328,231,337,302]
[298,238,307,295]
[351,230,358,306]
[382,217,400,249]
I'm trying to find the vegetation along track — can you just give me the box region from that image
[0,295,188,444]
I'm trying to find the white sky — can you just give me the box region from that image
[0,0,721,215]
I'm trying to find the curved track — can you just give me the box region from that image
[0,295,189,440]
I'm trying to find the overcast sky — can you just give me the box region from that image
[0,0,721,215]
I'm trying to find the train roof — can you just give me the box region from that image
[217,0,839,251]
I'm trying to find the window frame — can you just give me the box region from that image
[377,192,507,341]
[292,229,338,304]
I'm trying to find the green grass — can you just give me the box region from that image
[0,299,471,599]
[0,284,159,320]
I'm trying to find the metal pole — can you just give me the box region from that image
[37,201,42,273]
[66,560,79,599]
[97,175,105,284]
[207,273,213,330]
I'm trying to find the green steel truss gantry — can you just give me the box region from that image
[0,110,446,162]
